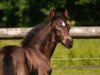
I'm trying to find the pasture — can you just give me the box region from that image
[0,39,100,75]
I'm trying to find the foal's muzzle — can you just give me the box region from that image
[65,38,73,49]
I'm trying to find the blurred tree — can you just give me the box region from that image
[0,0,100,27]
[66,0,100,26]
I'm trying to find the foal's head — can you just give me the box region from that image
[50,9,73,49]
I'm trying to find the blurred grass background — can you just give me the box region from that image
[0,39,100,75]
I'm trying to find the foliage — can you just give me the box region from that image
[0,0,100,27]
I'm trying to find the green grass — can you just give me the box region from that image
[51,39,100,75]
[52,39,100,66]
[52,69,100,75]
[0,39,21,47]
[0,39,100,75]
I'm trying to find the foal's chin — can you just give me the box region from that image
[61,42,73,49]
[65,44,73,49]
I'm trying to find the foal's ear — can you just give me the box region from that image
[64,9,68,19]
[50,9,55,19]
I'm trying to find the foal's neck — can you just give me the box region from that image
[32,23,57,60]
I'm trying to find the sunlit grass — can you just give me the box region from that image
[0,39,21,47]
[51,39,100,75]
[52,68,100,75]
[52,39,100,66]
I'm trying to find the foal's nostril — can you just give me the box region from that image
[66,38,73,46]
[62,38,73,49]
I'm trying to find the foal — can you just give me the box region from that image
[22,9,73,75]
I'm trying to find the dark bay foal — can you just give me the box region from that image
[22,9,73,75]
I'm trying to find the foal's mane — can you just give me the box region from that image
[21,18,50,46]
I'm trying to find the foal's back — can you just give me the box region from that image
[0,45,29,75]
